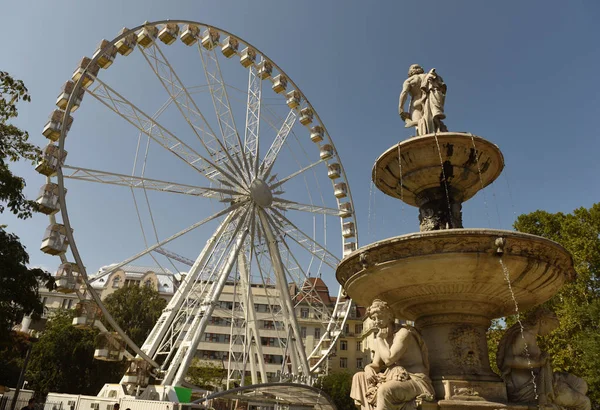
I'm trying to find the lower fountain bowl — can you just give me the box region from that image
[336,229,575,320]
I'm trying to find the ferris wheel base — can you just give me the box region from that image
[98,383,192,403]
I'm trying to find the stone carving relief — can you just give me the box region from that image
[350,299,435,409]
[448,325,482,371]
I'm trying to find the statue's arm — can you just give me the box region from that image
[502,335,546,369]
[398,79,411,116]
[379,328,409,366]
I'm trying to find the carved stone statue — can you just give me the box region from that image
[351,299,434,410]
[399,64,447,136]
[497,307,591,410]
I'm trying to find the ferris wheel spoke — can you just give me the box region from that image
[257,208,310,377]
[197,44,251,179]
[260,109,297,179]
[272,198,342,217]
[269,159,324,190]
[267,208,339,270]
[93,203,244,285]
[87,79,245,189]
[139,42,244,176]
[244,63,262,177]
[62,165,243,198]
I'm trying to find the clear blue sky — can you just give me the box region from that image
[2,0,599,293]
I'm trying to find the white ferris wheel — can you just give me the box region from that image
[35,20,358,389]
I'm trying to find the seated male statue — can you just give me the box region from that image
[497,307,591,410]
[351,299,434,410]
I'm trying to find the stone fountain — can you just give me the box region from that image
[337,65,578,409]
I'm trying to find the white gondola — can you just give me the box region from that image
[115,27,137,56]
[339,202,353,218]
[272,74,287,94]
[72,57,100,88]
[56,80,84,112]
[36,183,61,215]
[299,107,313,125]
[35,144,67,177]
[55,262,79,294]
[310,126,323,143]
[342,222,356,238]
[180,24,200,46]
[286,90,301,109]
[42,109,73,142]
[319,144,334,160]
[137,24,158,48]
[158,23,179,45]
[328,163,341,179]
[334,182,348,198]
[92,39,117,69]
[123,360,150,385]
[343,242,357,256]
[257,60,273,79]
[240,47,256,67]
[73,300,101,328]
[201,27,220,50]
[40,224,69,256]
[94,332,125,362]
[221,36,239,58]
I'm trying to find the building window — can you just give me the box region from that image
[356,341,362,351]
[340,357,347,368]
[61,298,69,309]
[300,327,307,339]
[112,276,121,288]
[340,340,348,351]
[144,279,152,288]
[42,297,48,305]
[300,308,309,319]
[67,299,73,309]
[355,324,363,334]
[356,358,363,369]
[314,328,321,339]
[344,324,350,335]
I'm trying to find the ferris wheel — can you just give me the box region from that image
[36,20,358,389]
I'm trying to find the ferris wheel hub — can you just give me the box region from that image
[249,178,273,207]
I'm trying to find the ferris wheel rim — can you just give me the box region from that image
[49,19,358,381]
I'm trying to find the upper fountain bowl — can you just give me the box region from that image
[336,229,575,320]
[373,132,504,207]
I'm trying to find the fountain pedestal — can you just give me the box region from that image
[337,132,575,407]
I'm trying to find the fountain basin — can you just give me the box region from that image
[373,133,504,207]
[337,229,574,401]
[337,229,574,319]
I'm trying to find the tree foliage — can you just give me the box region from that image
[0,71,53,344]
[0,331,33,387]
[186,359,226,390]
[102,284,167,346]
[315,371,355,410]
[0,229,54,344]
[487,204,600,405]
[0,71,40,219]
[26,310,124,395]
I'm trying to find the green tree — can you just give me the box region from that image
[487,204,600,405]
[26,310,124,395]
[0,331,33,387]
[103,284,167,346]
[186,359,226,390]
[315,371,355,410]
[0,71,53,345]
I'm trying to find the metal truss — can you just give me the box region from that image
[244,62,262,176]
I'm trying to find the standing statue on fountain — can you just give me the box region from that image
[496,307,591,410]
[399,64,447,136]
[350,299,435,410]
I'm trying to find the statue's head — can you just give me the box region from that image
[367,299,394,329]
[524,307,559,335]
[408,64,425,77]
